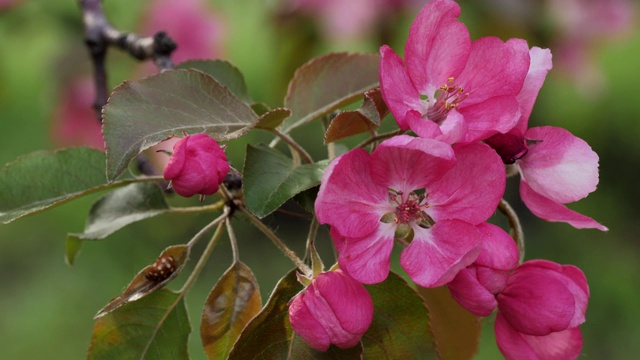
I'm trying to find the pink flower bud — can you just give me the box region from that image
[163,134,229,197]
[288,269,374,351]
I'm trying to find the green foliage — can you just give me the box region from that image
[243,144,328,218]
[200,261,262,360]
[102,69,258,181]
[88,289,191,360]
[175,60,253,104]
[0,148,110,224]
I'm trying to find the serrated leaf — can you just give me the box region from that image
[103,69,258,181]
[0,148,112,224]
[94,245,190,318]
[281,52,380,134]
[200,261,262,360]
[325,88,389,143]
[69,182,169,241]
[87,289,190,360]
[255,108,292,130]
[175,59,253,103]
[229,270,362,359]
[243,144,328,218]
[417,286,481,360]
[363,271,437,359]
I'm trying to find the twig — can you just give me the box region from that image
[498,198,525,264]
[270,129,314,164]
[356,129,404,149]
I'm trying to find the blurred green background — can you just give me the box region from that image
[0,0,638,359]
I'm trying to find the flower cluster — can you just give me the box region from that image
[296,0,604,356]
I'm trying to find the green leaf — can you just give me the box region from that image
[292,186,319,214]
[325,88,388,143]
[103,69,258,181]
[175,60,253,104]
[68,182,169,241]
[87,289,191,360]
[200,261,262,360]
[229,270,362,359]
[243,144,328,218]
[363,271,438,359]
[0,147,110,224]
[65,236,83,266]
[280,52,380,134]
[417,286,482,360]
[255,108,292,130]
[94,245,190,319]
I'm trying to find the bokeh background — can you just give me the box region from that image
[1,0,638,358]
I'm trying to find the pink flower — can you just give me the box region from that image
[50,77,105,150]
[315,135,505,287]
[379,0,530,144]
[163,134,229,197]
[447,223,519,317]
[485,47,607,231]
[288,269,374,351]
[495,260,589,359]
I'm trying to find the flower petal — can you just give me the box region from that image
[520,180,608,231]
[333,223,396,284]
[513,47,553,133]
[495,312,583,360]
[370,135,456,194]
[404,0,470,94]
[289,292,332,351]
[428,142,505,224]
[520,126,599,204]
[406,109,444,139]
[379,45,424,130]
[448,267,498,316]
[474,223,519,271]
[459,95,521,143]
[401,219,481,287]
[315,149,391,238]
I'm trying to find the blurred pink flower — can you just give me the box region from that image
[315,135,505,287]
[379,0,530,144]
[495,260,589,359]
[485,48,606,231]
[50,77,104,150]
[163,134,229,197]
[0,0,21,11]
[142,0,225,64]
[288,269,374,351]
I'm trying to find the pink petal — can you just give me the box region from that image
[514,47,553,133]
[459,95,521,143]
[379,45,424,130]
[447,268,498,316]
[495,312,583,360]
[289,292,332,351]
[315,149,391,238]
[520,180,608,231]
[163,137,189,179]
[434,108,467,144]
[406,109,444,139]
[333,223,396,284]
[401,219,482,287]
[370,135,456,194]
[404,0,470,94]
[497,266,576,336]
[474,223,519,271]
[520,126,599,204]
[428,142,505,224]
[457,37,530,106]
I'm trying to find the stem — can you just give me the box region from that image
[238,206,312,276]
[167,200,225,214]
[498,198,525,264]
[226,217,240,263]
[186,208,231,248]
[304,217,320,260]
[141,221,226,358]
[357,129,404,149]
[270,129,314,164]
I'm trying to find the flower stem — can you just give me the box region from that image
[357,129,404,149]
[186,208,230,248]
[226,217,240,263]
[498,198,525,264]
[167,200,225,214]
[270,129,314,164]
[239,206,312,276]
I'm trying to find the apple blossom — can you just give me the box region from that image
[379,0,530,144]
[485,47,607,230]
[315,135,505,287]
[288,269,373,351]
[163,134,229,198]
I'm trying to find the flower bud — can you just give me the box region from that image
[163,134,229,197]
[288,269,374,351]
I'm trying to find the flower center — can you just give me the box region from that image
[423,77,469,124]
[386,189,434,228]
